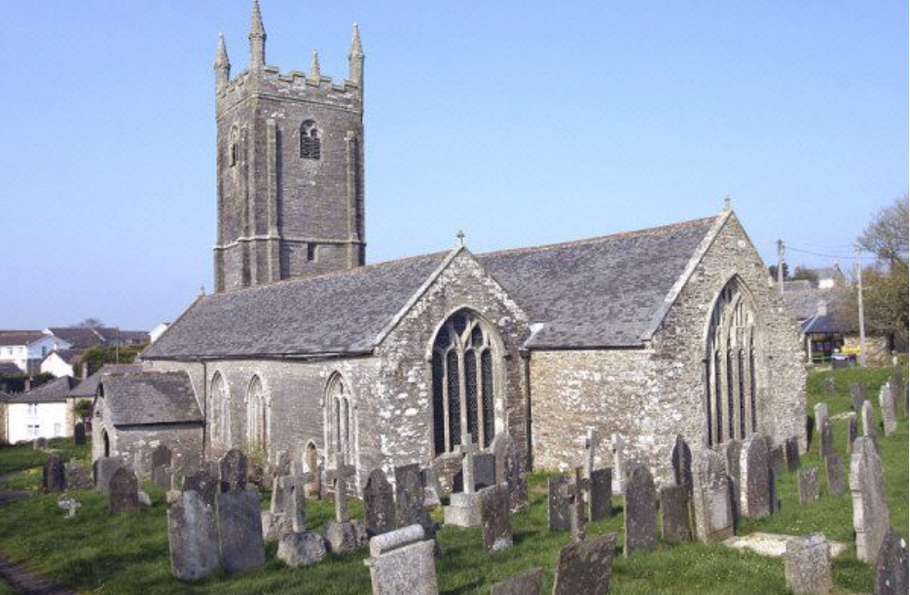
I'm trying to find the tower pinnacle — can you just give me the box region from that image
[309,50,321,82]
[249,0,267,69]
[348,23,364,85]
[214,33,231,90]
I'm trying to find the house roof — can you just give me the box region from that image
[41,349,85,365]
[45,327,103,349]
[100,371,203,426]
[0,362,21,375]
[68,364,144,398]
[782,287,825,321]
[5,376,80,404]
[0,331,45,347]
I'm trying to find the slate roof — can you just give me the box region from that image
[68,364,144,398]
[45,328,103,349]
[41,349,85,365]
[100,371,203,426]
[782,287,825,321]
[0,331,44,347]
[142,252,449,359]
[0,362,21,375]
[6,376,80,404]
[479,217,718,348]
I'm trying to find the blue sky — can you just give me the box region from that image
[0,1,906,330]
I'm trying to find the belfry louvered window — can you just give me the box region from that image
[431,310,499,455]
[300,120,321,160]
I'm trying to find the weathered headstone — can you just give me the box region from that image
[740,434,770,519]
[879,383,897,436]
[874,529,909,595]
[768,444,785,475]
[784,436,801,472]
[183,465,217,504]
[552,533,617,595]
[659,485,691,543]
[168,490,219,581]
[479,484,512,552]
[264,473,307,540]
[823,376,835,395]
[152,465,173,489]
[583,428,600,519]
[33,437,47,450]
[589,467,612,521]
[42,453,66,493]
[692,449,734,542]
[503,440,528,512]
[610,434,626,491]
[277,530,327,568]
[474,453,496,491]
[849,437,891,563]
[490,432,511,484]
[825,454,846,496]
[565,467,588,543]
[152,443,172,470]
[819,419,833,459]
[219,448,248,493]
[861,400,878,449]
[813,403,828,442]
[66,459,92,489]
[548,475,571,532]
[671,435,693,495]
[73,422,86,446]
[364,524,437,595]
[623,463,657,557]
[216,487,265,574]
[444,435,484,528]
[396,463,435,538]
[109,467,140,515]
[850,382,865,412]
[490,568,544,595]
[326,457,367,554]
[93,456,124,493]
[846,413,858,453]
[784,534,833,595]
[798,467,819,504]
[769,467,781,513]
[723,439,743,524]
[364,469,396,537]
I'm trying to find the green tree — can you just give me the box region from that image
[75,345,144,377]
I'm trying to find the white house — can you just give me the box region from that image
[40,349,85,378]
[0,331,72,374]
[2,376,79,443]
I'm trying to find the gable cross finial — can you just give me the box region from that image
[724,194,732,211]
[456,230,466,247]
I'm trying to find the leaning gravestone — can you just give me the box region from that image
[219,448,248,493]
[879,383,897,436]
[73,422,86,446]
[740,434,770,519]
[590,467,612,521]
[849,437,891,563]
[168,490,219,581]
[109,467,140,515]
[784,534,833,595]
[479,484,512,552]
[814,402,828,435]
[548,475,572,532]
[692,449,734,542]
[364,524,437,595]
[846,413,858,453]
[183,465,218,505]
[42,453,67,493]
[623,463,657,557]
[503,440,528,512]
[491,568,544,595]
[850,382,865,412]
[552,533,617,595]
[874,528,909,595]
[395,464,434,540]
[152,443,172,471]
[825,453,846,496]
[861,401,878,449]
[93,456,124,493]
[784,436,800,472]
[364,469,396,537]
[819,420,834,459]
[671,435,693,496]
[798,467,820,504]
[216,487,265,574]
[659,485,691,543]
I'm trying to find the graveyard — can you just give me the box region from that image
[0,364,906,594]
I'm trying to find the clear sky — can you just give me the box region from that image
[0,1,906,330]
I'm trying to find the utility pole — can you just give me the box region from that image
[776,240,784,294]
[855,248,867,367]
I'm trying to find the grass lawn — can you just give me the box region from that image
[0,365,905,594]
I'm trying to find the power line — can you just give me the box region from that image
[784,245,880,261]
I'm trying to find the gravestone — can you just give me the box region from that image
[784,534,833,595]
[798,467,819,504]
[825,454,846,496]
[671,435,693,496]
[265,473,307,540]
[490,432,511,485]
[473,453,496,491]
[277,530,327,568]
[813,403,828,442]
[219,448,248,493]
[784,436,801,472]
[421,467,442,510]
[325,457,367,554]
[874,529,909,595]
[168,490,219,581]
[42,453,66,493]
[623,463,657,556]
[589,467,612,521]
[850,382,865,412]
[183,465,217,505]
[33,437,47,449]
[364,524,437,595]
[823,376,835,395]
[395,463,434,539]
[152,465,173,489]
[364,469,396,537]
[740,434,770,519]
[444,435,484,528]
[849,437,890,563]
[109,467,140,515]
[73,422,86,446]
[861,400,878,449]
[610,434,626,491]
[152,444,172,471]
[769,467,781,513]
[548,475,571,532]
[216,487,265,574]
[479,484,512,552]
[723,439,743,524]
[272,450,291,478]
[659,485,691,543]
[491,568,544,595]
[552,533,617,595]
[564,467,587,543]
[66,459,92,489]
[692,449,734,542]
[768,445,785,475]
[879,383,897,436]
[819,420,833,459]
[846,413,858,453]
[503,440,528,512]
[93,456,123,493]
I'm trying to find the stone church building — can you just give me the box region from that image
[96,2,806,490]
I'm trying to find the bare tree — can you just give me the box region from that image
[73,318,104,329]
[857,196,909,266]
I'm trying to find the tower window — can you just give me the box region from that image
[307,244,317,261]
[300,120,321,160]
[230,143,238,167]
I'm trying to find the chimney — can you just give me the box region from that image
[24,378,31,392]
[82,364,90,380]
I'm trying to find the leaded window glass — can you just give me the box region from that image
[300,120,321,160]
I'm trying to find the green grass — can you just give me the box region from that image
[0,365,905,594]
[0,437,89,477]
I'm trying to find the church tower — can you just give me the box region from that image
[214,1,366,293]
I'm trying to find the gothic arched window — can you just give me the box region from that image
[431,310,498,455]
[704,278,762,446]
[300,120,321,160]
[247,376,268,451]
[326,374,354,466]
[210,372,231,447]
